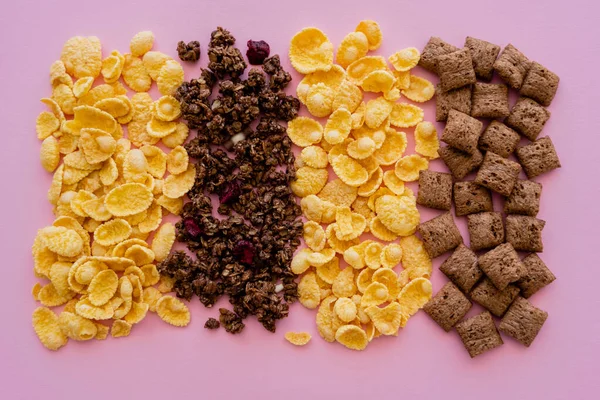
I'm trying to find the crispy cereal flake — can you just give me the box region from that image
[335,324,368,350]
[32,307,68,351]
[156,295,191,327]
[289,27,334,74]
[389,48,421,72]
[355,20,383,51]
[284,331,312,346]
[394,154,429,182]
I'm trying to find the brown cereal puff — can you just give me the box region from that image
[493,44,531,89]
[504,180,542,216]
[470,278,520,317]
[417,212,463,259]
[435,84,472,122]
[475,151,521,196]
[455,311,503,358]
[438,146,483,180]
[505,97,550,141]
[498,297,548,347]
[478,243,526,291]
[440,244,483,293]
[505,215,545,252]
[441,109,483,154]
[464,37,501,81]
[417,170,453,210]
[516,253,556,298]
[437,48,477,92]
[453,181,493,217]
[419,37,459,74]
[478,121,520,158]
[467,212,505,251]
[520,62,560,106]
[516,136,561,178]
[423,282,472,332]
[470,83,510,119]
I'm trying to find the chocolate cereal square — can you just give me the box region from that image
[470,83,510,119]
[438,146,484,180]
[505,98,551,141]
[520,62,560,106]
[453,181,493,217]
[435,84,472,122]
[456,311,503,358]
[478,121,521,158]
[467,212,505,251]
[440,244,483,293]
[475,151,522,196]
[478,243,526,291]
[417,170,453,210]
[516,136,561,178]
[493,44,531,89]
[437,48,477,92]
[499,297,548,347]
[505,215,545,252]
[423,282,472,332]
[417,212,463,259]
[504,180,542,216]
[464,37,501,81]
[441,109,483,154]
[517,253,556,298]
[470,278,520,317]
[419,37,459,73]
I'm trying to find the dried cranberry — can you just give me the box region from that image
[219,181,240,204]
[183,218,202,237]
[246,40,270,65]
[233,240,255,265]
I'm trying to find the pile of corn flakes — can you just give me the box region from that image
[32,31,192,351]
[288,21,438,350]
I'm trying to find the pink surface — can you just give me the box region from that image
[1,0,599,398]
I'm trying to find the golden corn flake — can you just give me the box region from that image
[402,75,435,103]
[394,71,410,89]
[316,296,337,342]
[365,302,403,335]
[299,146,328,169]
[94,97,129,119]
[343,246,365,269]
[289,27,334,74]
[40,136,60,173]
[332,80,362,113]
[124,301,149,325]
[397,277,432,323]
[307,248,336,268]
[138,201,162,233]
[351,101,366,129]
[367,187,393,211]
[38,282,75,307]
[335,324,368,350]
[400,235,432,275]
[157,59,184,96]
[364,242,383,270]
[76,84,114,107]
[72,105,118,136]
[346,56,388,84]
[298,272,321,309]
[161,123,188,148]
[306,82,335,118]
[326,225,360,254]
[331,155,368,187]
[151,222,175,263]
[101,51,124,84]
[125,244,155,266]
[382,170,405,195]
[142,286,162,312]
[50,60,71,86]
[303,221,326,252]
[161,163,194,199]
[414,121,440,159]
[381,243,403,269]
[373,128,407,166]
[323,108,352,144]
[389,48,421,72]
[166,146,189,175]
[291,166,328,198]
[297,65,346,104]
[383,87,401,101]
[357,167,383,198]
[284,331,312,346]
[394,154,429,181]
[372,268,401,300]
[376,194,420,236]
[361,282,389,308]
[334,297,358,323]
[58,312,97,341]
[389,103,424,128]
[153,95,181,122]
[355,20,383,51]
[291,248,312,275]
[369,217,399,242]
[156,295,190,327]
[336,31,369,69]
[142,51,172,80]
[347,137,376,161]
[36,111,60,140]
[111,320,132,338]
[361,70,395,94]
[130,31,154,57]
[140,264,160,287]
[40,226,83,257]
[52,83,76,115]
[326,140,350,164]
[147,115,177,139]
[76,297,114,320]
[41,97,66,125]
[122,54,152,92]
[332,267,356,298]
[287,116,323,147]
[94,219,132,246]
[104,182,153,217]
[60,36,102,79]
[141,145,167,178]
[32,307,68,351]
[315,257,340,285]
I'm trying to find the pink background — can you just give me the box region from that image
[1,0,599,398]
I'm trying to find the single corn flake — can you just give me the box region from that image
[94,219,132,246]
[414,121,440,159]
[138,201,162,233]
[316,296,337,342]
[335,324,368,350]
[287,117,323,147]
[140,264,160,287]
[361,282,389,308]
[397,277,432,324]
[334,297,358,322]
[373,128,407,166]
[298,272,321,309]
[316,257,341,284]
[166,146,189,175]
[332,155,369,187]
[306,82,335,118]
[94,97,130,119]
[101,51,124,84]
[343,246,365,269]
[365,302,403,335]
[326,224,360,254]
[60,36,102,79]
[364,242,384,269]
[400,235,432,276]
[291,166,328,198]
[142,287,163,312]
[393,70,411,90]
[289,27,334,74]
[357,167,383,197]
[124,301,149,325]
[38,282,75,307]
[40,226,83,257]
[154,95,182,122]
[336,32,369,69]
[307,248,336,267]
[156,295,191,327]
[402,75,435,103]
[395,154,429,181]
[142,51,172,81]
[157,59,185,96]
[332,80,363,113]
[365,97,393,129]
[152,223,176,262]
[389,48,421,72]
[291,248,312,275]
[122,54,152,92]
[300,146,328,169]
[356,268,374,293]
[162,123,189,148]
[348,137,377,161]
[147,115,177,138]
[36,111,60,140]
[369,217,399,242]
[130,31,154,57]
[297,65,346,104]
[347,56,388,84]
[332,267,357,298]
[163,163,195,199]
[40,136,60,172]
[376,194,420,236]
[284,331,312,346]
[361,70,396,94]
[75,297,114,320]
[32,307,68,351]
[381,243,403,268]
[303,221,326,252]
[58,312,97,341]
[355,20,383,51]
[351,101,366,129]
[382,170,405,195]
[141,145,167,178]
[389,103,424,128]
[105,182,153,216]
[111,320,132,338]
[372,268,401,300]
[323,108,352,144]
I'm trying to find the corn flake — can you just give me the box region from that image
[365,302,403,335]
[400,235,432,277]
[58,311,97,341]
[76,297,114,320]
[414,121,440,159]
[351,101,366,129]
[284,331,312,346]
[336,32,369,69]
[298,272,321,309]
[157,59,185,96]
[332,267,356,298]
[361,70,395,94]
[94,219,132,246]
[335,324,368,351]
[369,217,399,241]
[104,182,153,217]
[389,103,424,128]
[40,136,60,172]
[347,56,388,84]
[130,31,154,57]
[381,243,403,269]
[287,117,323,147]
[289,27,334,74]
[303,221,326,252]
[332,80,362,113]
[32,307,68,351]
[364,242,383,270]
[316,296,337,342]
[334,297,357,323]
[123,54,152,92]
[60,36,102,79]
[306,82,335,118]
[397,277,432,324]
[142,51,172,80]
[156,295,191,327]
[315,257,340,284]
[382,170,405,195]
[291,166,328,198]
[376,194,420,236]
[297,65,346,103]
[394,154,429,182]
[373,128,407,166]
[331,155,368,187]
[402,75,435,103]
[300,195,324,223]
[389,48,421,72]
[355,20,383,51]
[36,111,60,140]
[111,320,132,338]
[323,108,352,144]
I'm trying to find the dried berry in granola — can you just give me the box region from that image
[246,40,271,65]
[177,40,201,62]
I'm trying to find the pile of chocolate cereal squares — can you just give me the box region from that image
[417,36,560,357]
[287,21,441,350]
[32,31,195,350]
